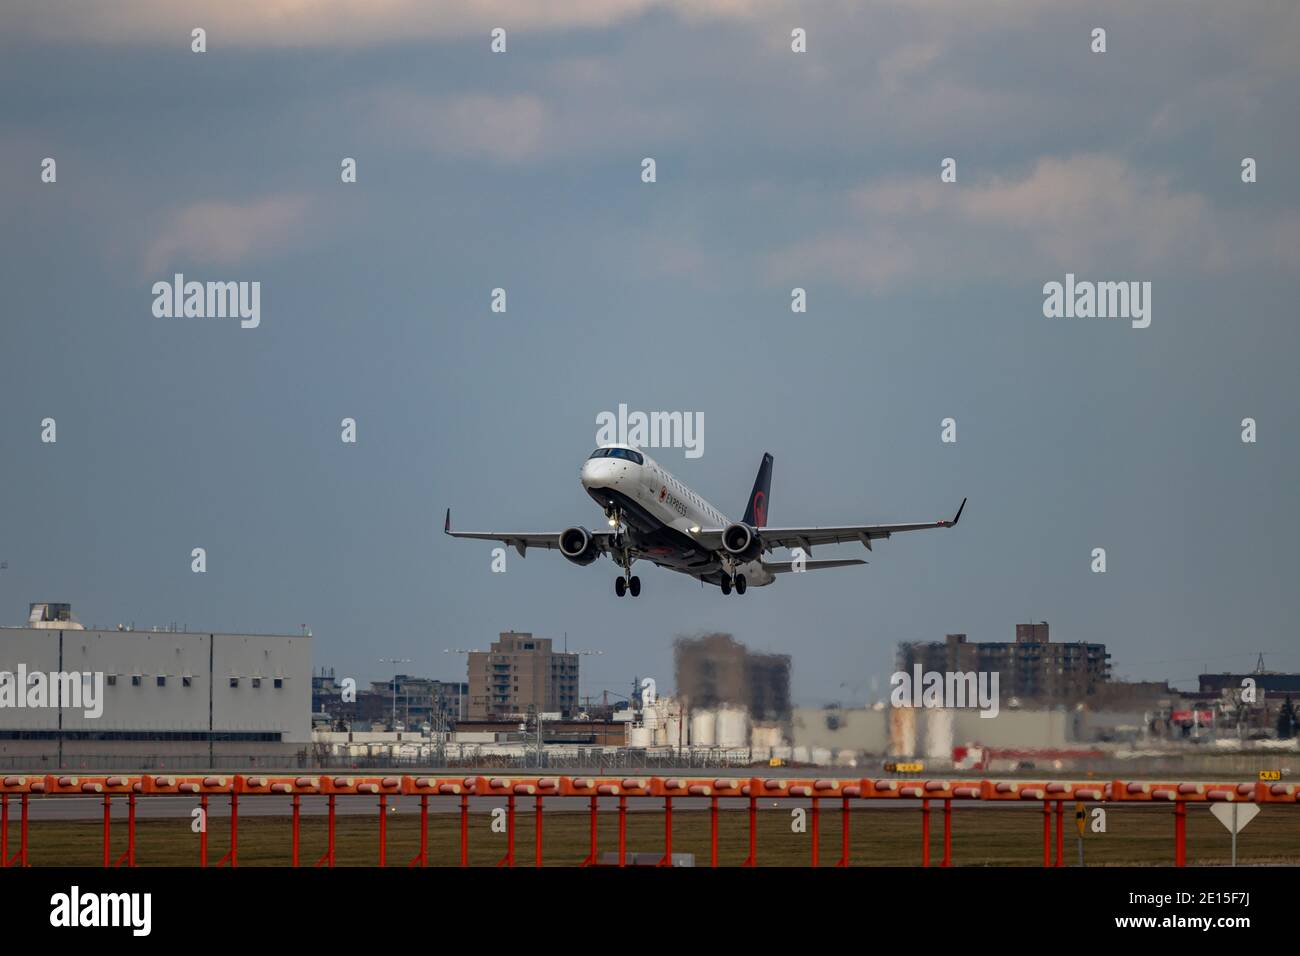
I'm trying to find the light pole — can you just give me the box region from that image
[525,704,543,769]
[378,658,412,731]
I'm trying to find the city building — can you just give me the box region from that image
[896,623,1111,703]
[1198,671,1300,697]
[466,631,579,720]
[451,718,626,746]
[674,632,792,718]
[0,603,311,765]
[1181,667,1300,738]
[676,632,746,706]
[312,668,468,730]
[367,675,468,728]
[673,633,793,742]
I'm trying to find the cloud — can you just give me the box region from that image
[768,154,1245,292]
[143,195,313,275]
[929,154,1218,269]
[876,41,942,93]
[361,79,687,164]
[0,0,778,47]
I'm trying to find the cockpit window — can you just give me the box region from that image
[588,447,644,465]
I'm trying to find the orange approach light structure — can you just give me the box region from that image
[0,773,1295,869]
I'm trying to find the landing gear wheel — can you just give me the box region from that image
[720,576,732,595]
[628,576,641,597]
[615,576,627,597]
[734,574,747,595]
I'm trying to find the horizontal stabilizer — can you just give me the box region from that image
[765,558,866,573]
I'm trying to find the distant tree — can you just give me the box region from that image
[1277,696,1297,739]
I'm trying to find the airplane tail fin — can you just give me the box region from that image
[742,453,773,528]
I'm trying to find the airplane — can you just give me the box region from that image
[444,444,964,597]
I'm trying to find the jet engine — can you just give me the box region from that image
[559,526,601,566]
[721,522,762,562]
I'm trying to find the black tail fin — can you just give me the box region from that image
[742,453,773,528]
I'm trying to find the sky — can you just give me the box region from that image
[1,0,1297,706]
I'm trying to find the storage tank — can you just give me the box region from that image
[690,709,717,747]
[750,723,785,749]
[716,706,750,749]
[640,701,660,735]
[888,706,917,757]
[660,714,681,748]
[628,724,652,748]
[923,708,955,760]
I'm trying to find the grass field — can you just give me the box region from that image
[12,804,1300,867]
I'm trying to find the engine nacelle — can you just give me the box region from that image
[721,522,762,563]
[559,526,601,566]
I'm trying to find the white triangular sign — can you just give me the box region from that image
[1210,802,1259,834]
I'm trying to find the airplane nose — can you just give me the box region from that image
[582,458,618,489]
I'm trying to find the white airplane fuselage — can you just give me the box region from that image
[580,445,775,586]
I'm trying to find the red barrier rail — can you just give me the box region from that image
[0,774,1293,868]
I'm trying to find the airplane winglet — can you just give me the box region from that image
[950,497,967,527]
[444,508,451,534]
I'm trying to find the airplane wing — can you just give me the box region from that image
[443,509,613,557]
[696,498,965,555]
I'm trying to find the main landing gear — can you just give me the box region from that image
[720,573,747,596]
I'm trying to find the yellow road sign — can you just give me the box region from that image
[884,761,924,774]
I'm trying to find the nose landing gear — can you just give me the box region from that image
[605,505,624,531]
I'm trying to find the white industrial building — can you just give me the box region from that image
[792,704,1073,758]
[0,603,311,766]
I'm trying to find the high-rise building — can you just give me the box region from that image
[467,632,579,720]
[746,651,793,722]
[673,633,792,721]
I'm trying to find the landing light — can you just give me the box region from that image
[608,517,618,527]
[690,526,700,533]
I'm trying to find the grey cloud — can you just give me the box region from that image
[767,154,1257,292]
[0,0,782,47]
[143,195,313,276]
